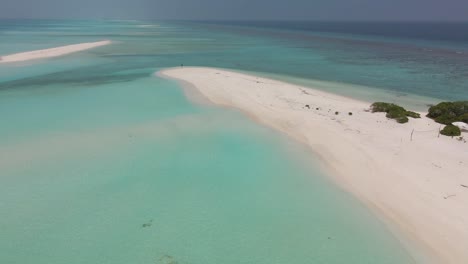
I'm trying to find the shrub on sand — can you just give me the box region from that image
[440,125,461,137]
[370,102,420,124]
[405,111,421,118]
[427,101,468,125]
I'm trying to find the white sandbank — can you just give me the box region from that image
[160,67,468,263]
[0,40,111,63]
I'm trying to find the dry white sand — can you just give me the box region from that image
[161,67,468,263]
[0,40,111,63]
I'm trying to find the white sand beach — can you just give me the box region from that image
[160,67,468,263]
[0,40,111,63]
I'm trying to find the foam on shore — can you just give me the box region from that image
[0,40,111,63]
[160,67,468,263]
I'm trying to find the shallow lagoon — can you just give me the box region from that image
[0,74,414,263]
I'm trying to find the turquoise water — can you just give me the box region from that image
[3,19,467,263]
[0,77,414,263]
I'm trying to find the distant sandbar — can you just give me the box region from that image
[0,40,111,63]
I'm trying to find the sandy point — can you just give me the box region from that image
[0,40,112,63]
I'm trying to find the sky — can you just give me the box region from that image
[1,0,467,21]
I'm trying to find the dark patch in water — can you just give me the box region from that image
[0,63,152,91]
[142,219,153,228]
[157,255,178,264]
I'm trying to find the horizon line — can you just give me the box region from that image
[1,17,468,23]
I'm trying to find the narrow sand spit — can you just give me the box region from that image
[0,40,111,63]
[160,67,468,264]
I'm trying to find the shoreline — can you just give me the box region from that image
[159,67,468,263]
[0,40,112,63]
[234,69,440,112]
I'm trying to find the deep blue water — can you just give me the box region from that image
[200,21,468,43]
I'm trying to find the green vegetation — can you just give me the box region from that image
[395,116,409,124]
[461,113,468,123]
[440,125,461,137]
[427,101,468,125]
[370,102,421,123]
[426,101,468,137]
[405,111,421,119]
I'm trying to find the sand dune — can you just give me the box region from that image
[0,40,111,63]
[160,67,468,264]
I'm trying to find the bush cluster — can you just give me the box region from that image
[405,111,421,118]
[427,101,468,125]
[440,124,461,136]
[426,101,468,137]
[370,102,421,124]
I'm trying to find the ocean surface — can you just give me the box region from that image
[1,20,467,263]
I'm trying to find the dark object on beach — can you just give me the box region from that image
[335,111,339,115]
[370,102,420,124]
[426,101,468,125]
[348,112,353,116]
[305,104,310,109]
[316,107,319,110]
[444,194,456,199]
[440,124,461,137]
